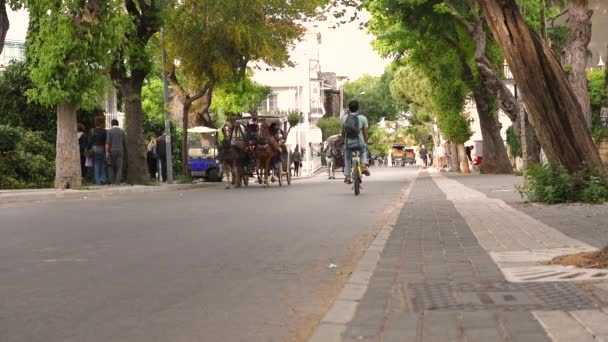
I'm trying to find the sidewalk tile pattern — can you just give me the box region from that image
[339,174,561,341]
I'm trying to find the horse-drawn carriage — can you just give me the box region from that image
[220,114,292,188]
[323,134,345,179]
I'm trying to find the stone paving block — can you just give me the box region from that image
[461,311,499,329]
[533,310,595,342]
[308,323,346,342]
[507,332,551,342]
[322,300,358,325]
[464,327,504,342]
[570,309,608,336]
[498,311,549,334]
[339,283,368,301]
[420,311,461,342]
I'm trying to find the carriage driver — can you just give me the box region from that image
[245,110,260,145]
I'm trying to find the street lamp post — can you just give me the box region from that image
[160,26,174,184]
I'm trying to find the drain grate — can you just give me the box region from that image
[409,281,599,312]
[489,249,608,283]
[501,266,608,283]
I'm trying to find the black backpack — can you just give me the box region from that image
[344,114,359,138]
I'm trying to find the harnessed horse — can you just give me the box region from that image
[220,123,249,188]
[254,122,282,186]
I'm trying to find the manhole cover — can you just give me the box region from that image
[409,282,599,312]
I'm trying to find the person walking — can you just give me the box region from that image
[77,123,89,181]
[292,145,301,177]
[147,135,158,180]
[156,133,168,182]
[106,119,126,184]
[465,145,474,163]
[89,116,108,185]
[419,144,428,168]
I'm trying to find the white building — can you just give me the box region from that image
[253,24,331,175]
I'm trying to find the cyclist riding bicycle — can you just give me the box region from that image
[341,100,371,184]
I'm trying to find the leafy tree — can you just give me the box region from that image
[588,69,606,126]
[0,125,54,189]
[318,117,342,140]
[165,0,327,177]
[343,69,400,124]
[0,60,56,142]
[109,1,162,184]
[211,76,271,115]
[365,0,514,173]
[478,0,602,173]
[26,0,128,189]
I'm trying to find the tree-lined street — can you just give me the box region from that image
[0,167,414,342]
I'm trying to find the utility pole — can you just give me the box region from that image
[161,26,174,184]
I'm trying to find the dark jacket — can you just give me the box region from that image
[156,135,167,158]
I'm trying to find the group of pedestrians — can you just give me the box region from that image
[77,116,126,185]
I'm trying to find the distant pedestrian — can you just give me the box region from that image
[156,133,168,182]
[292,145,302,177]
[465,145,474,163]
[89,116,107,185]
[106,119,126,184]
[419,144,428,168]
[77,123,88,181]
[147,135,158,180]
[444,140,453,171]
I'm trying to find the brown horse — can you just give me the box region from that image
[220,123,249,189]
[254,122,281,186]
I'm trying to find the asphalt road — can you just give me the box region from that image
[0,166,416,342]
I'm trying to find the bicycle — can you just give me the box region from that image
[351,150,363,196]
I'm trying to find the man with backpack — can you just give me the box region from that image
[341,100,370,184]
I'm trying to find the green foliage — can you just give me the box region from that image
[506,126,522,158]
[288,111,301,128]
[588,69,606,109]
[165,0,325,90]
[26,0,129,109]
[176,176,193,184]
[0,60,56,142]
[522,163,608,204]
[344,68,401,124]
[0,125,54,189]
[318,117,342,140]
[211,77,271,114]
[593,126,608,143]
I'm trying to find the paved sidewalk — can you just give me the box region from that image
[446,173,608,250]
[0,183,220,205]
[310,170,608,341]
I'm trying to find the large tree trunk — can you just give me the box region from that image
[54,103,81,189]
[561,0,593,129]
[457,143,470,174]
[514,103,542,164]
[192,87,213,127]
[473,84,514,174]
[121,74,149,184]
[0,0,8,54]
[478,0,603,174]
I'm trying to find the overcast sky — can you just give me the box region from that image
[315,19,391,80]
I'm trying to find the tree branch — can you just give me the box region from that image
[444,0,475,35]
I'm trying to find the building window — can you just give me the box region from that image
[257,94,278,113]
[0,40,26,69]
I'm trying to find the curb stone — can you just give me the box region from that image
[308,168,419,342]
[0,183,220,205]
